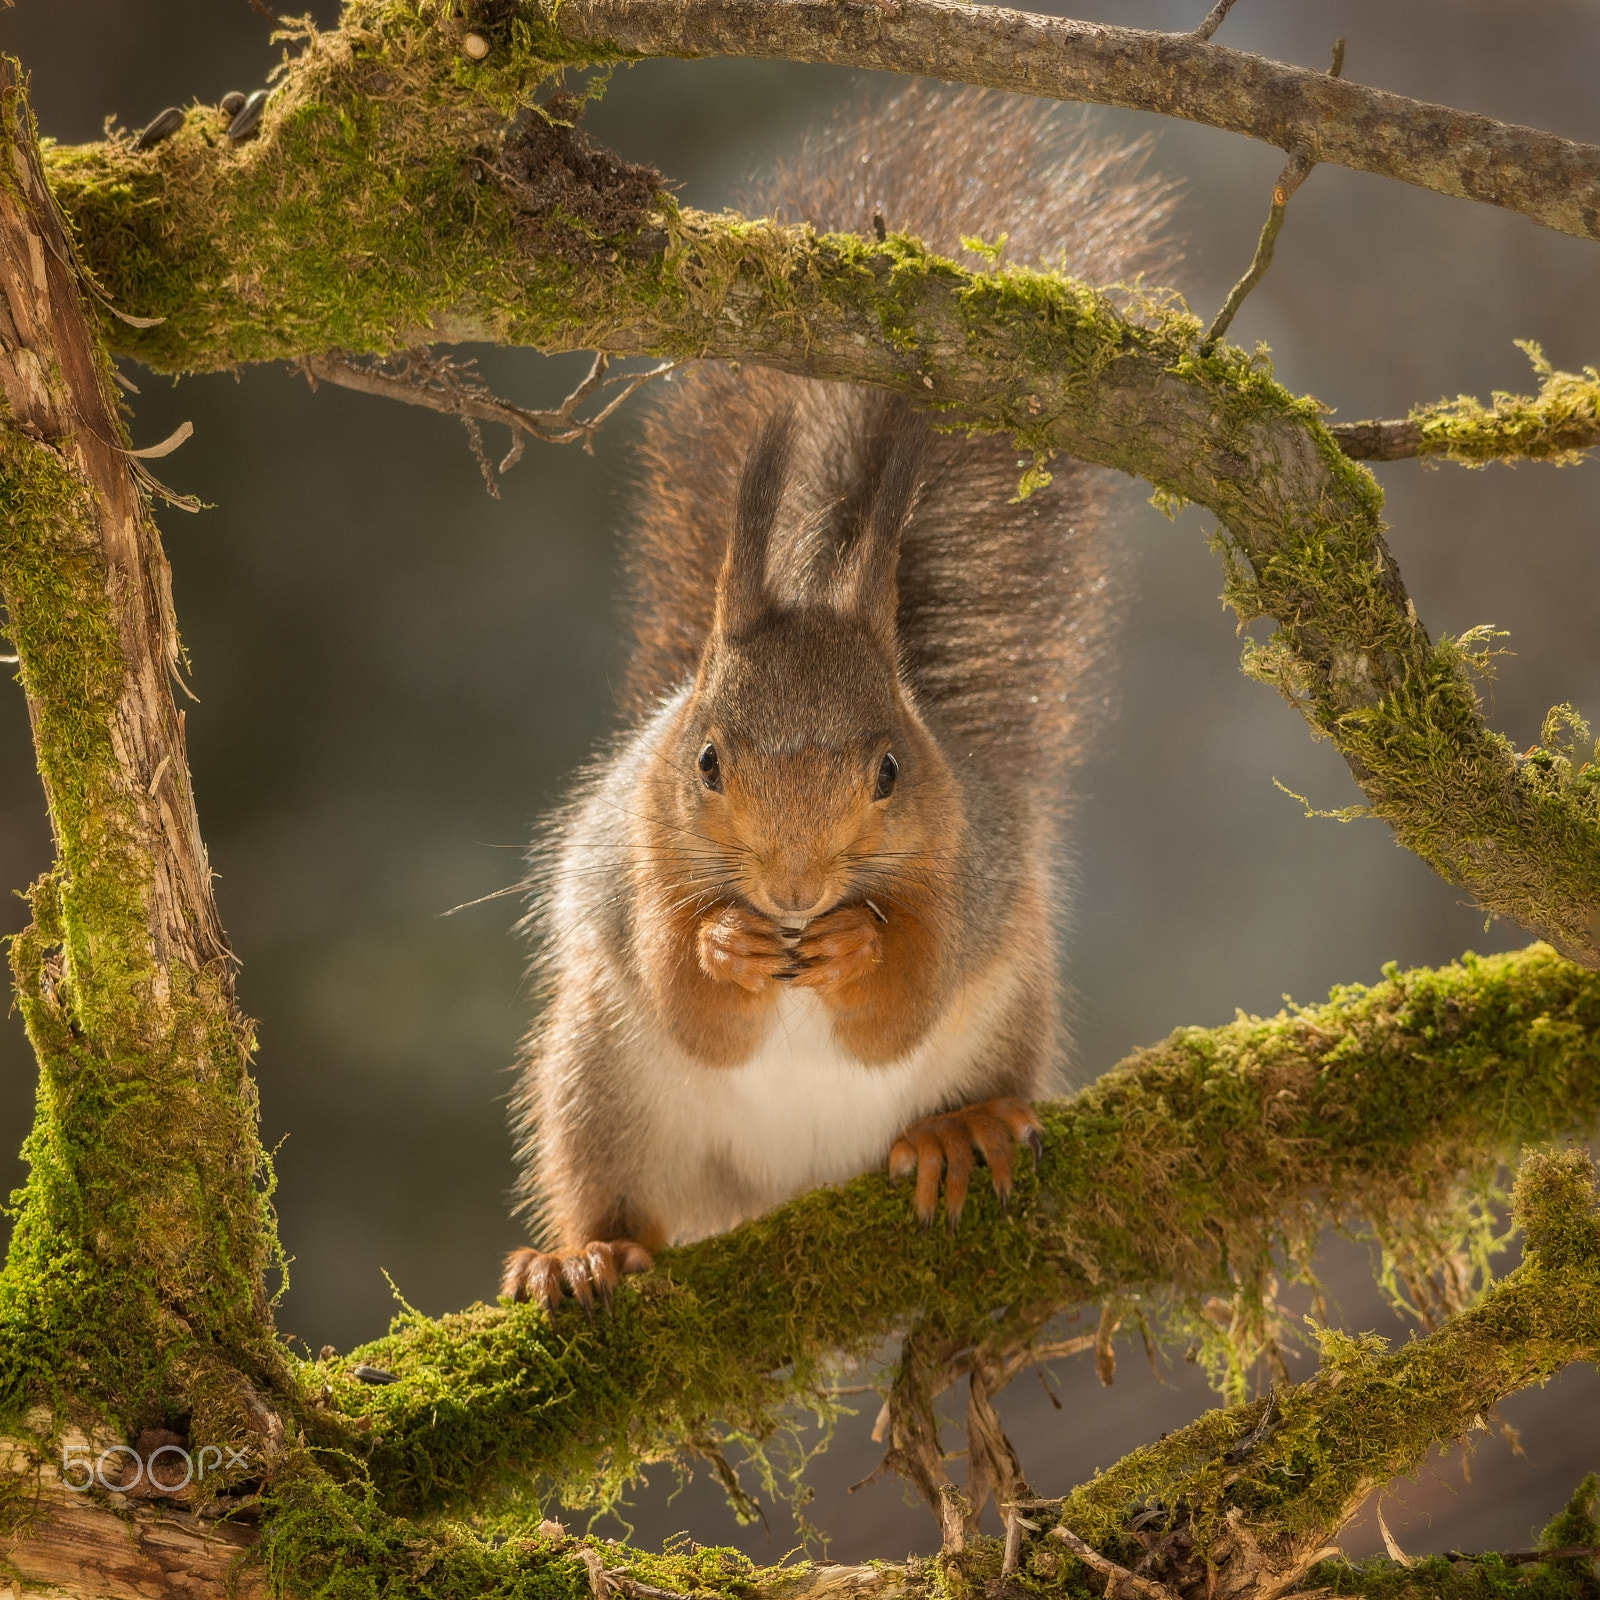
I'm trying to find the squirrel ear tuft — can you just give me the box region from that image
[843,414,926,647]
[715,405,796,637]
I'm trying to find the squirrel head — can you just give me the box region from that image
[657,405,961,922]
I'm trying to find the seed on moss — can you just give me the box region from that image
[134,108,184,151]
[462,32,489,59]
[227,89,267,142]
[352,1363,400,1385]
[220,92,247,116]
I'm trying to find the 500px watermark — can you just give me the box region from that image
[60,1442,251,1494]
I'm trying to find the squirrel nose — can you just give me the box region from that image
[768,871,828,917]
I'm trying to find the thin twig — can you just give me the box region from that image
[1189,0,1240,43]
[1051,1527,1183,1600]
[1002,1510,1039,1576]
[297,348,675,496]
[1445,1547,1600,1567]
[1201,38,1345,353]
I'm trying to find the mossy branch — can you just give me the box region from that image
[8,14,1600,1595]
[32,8,1600,959]
[1033,1148,1600,1600]
[8,1145,1597,1600]
[0,56,288,1472]
[1331,344,1600,464]
[242,943,1599,1525]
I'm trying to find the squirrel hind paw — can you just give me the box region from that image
[888,1097,1044,1229]
[501,1240,654,1313]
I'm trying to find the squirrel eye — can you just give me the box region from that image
[874,751,898,801]
[698,742,723,792]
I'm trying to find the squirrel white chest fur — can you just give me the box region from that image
[636,966,1019,1244]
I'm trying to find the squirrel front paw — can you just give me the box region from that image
[697,905,792,991]
[789,903,881,990]
[500,1239,653,1313]
[888,1098,1044,1228]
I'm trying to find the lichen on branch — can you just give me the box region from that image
[9,11,1600,1594]
[536,0,1600,246]
[23,1143,1596,1600]
[1035,1147,1600,1600]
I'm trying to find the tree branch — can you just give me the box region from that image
[297,348,675,489]
[1331,346,1600,464]
[1189,0,1242,45]
[0,58,289,1458]
[37,8,1600,958]
[255,943,1599,1523]
[7,1146,1596,1600]
[1042,1149,1600,1600]
[543,0,1600,243]
[1201,37,1344,354]
[6,16,1600,1595]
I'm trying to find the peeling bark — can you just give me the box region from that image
[0,56,287,1467]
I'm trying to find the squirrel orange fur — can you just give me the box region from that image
[502,87,1173,1309]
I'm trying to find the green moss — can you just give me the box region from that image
[222,944,1598,1528]
[13,14,1600,1585]
[1403,342,1600,466]
[1038,1149,1600,1586]
[0,438,292,1462]
[0,66,292,1463]
[257,1451,862,1600]
[252,1147,1600,1600]
[33,0,1600,957]
[1311,1548,1598,1600]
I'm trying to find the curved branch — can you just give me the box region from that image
[42,21,1600,955]
[288,943,1600,1520]
[0,57,289,1451]
[547,0,1600,243]
[1046,1149,1600,1600]
[8,1145,1596,1600]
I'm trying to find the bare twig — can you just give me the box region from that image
[1203,38,1345,351]
[1095,1302,1122,1387]
[1189,0,1241,43]
[1051,1526,1183,1600]
[1002,1509,1039,1575]
[1446,1547,1600,1567]
[1327,419,1426,462]
[296,348,674,495]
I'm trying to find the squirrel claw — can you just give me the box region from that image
[501,1239,653,1313]
[888,1098,1044,1229]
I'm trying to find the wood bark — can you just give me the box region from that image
[36,5,1600,957]
[550,0,1600,242]
[0,49,286,1522]
[0,60,226,981]
[0,1446,264,1600]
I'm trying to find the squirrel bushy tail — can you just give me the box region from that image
[621,84,1177,789]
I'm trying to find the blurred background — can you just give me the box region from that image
[1,0,1597,1565]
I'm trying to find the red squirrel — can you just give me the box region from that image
[501,87,1172,1309]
